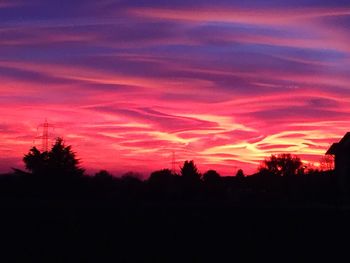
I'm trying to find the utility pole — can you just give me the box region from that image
[171,151,176,174]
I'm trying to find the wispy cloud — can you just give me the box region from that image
[0,0,349,174]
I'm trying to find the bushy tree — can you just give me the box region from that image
[95,170,113,178]
[319,155,334,171]
[148,169,174,185]
[259,154,303,177]
[94,170,114,183]
[147,169,177,198]
[202,170,221,184]
[23,147,49,175]
[23,138,84,177]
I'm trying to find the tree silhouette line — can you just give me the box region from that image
[0,138,347,262]
[0,137,337,205]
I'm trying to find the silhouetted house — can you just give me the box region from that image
[326,132,350,196]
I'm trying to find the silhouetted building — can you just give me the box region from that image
[326,132,350,197]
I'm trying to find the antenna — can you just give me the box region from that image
[171,151,176,174]
[36,119,54,152]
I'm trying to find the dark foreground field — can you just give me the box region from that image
[1,198,349,262]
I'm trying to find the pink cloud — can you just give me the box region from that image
[129,7,350,26]
[1,3,350,176]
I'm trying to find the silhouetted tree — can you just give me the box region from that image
[203,170,221,184]
[23,137,84,177]
[93,170,116,198]
[181,160,201,183]
[259,154,303,177]
[202,169,223,199]
[23,147,49,175]
[148,169,174,185]
[121,172,143,181]
[120,172,144,199]
[319,155,334,171]
[147,169,177,198]
[94,170,114,181]
[235,169,245,178]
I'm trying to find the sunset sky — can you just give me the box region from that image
[1,0,350,176]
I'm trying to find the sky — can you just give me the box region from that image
[1,0,350,176]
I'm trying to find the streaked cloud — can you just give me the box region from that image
[0,0,349,175]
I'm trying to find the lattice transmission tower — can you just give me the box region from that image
[36,119,54,152]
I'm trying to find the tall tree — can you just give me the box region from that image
[181,160,201,183]
[23,138,84,177]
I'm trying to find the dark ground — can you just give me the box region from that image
[0,171,349,262]
[1,199,349,262]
